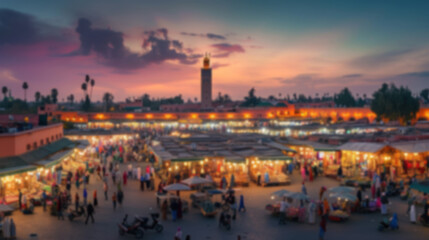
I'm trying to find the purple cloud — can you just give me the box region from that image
[211,43,245,58]
[181,32,226,40]
[69,19,201,69]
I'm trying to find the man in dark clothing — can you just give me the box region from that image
[171,199,179,221]
[337,165,343,179]
[226,192,237,220]
[18,190,22,210]
[85,202,95,224]
[319,216,327,240]
[117,190,124,206]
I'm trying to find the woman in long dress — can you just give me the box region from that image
[3,217,10,238]
[308,201,316,224]
[9,218,16,238]
[410,201,417,223]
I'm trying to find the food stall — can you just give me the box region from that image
[391,140,429,180]
[338,142,388,177]
[248,156,292,186]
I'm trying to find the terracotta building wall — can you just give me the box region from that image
[0,123,64,158]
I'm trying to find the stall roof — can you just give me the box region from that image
[153,134,294,162]
[338,142,386,153]
[257,156,293,161]
[390,140,429,153]
[0,138,76,176]
[264,142,297,153]
[277,138,338,151]
[171,157,203,162]
[36,149,74,168]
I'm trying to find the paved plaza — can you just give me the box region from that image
[10,162,429,240]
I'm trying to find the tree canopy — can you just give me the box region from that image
[214,92,232,104]
[334,88,356,107]
[241,88,261,107]
[371,83,419,124]
[420,88,429,102]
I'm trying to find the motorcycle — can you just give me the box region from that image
[68,206,86,221]
[118,214,144,239]
[136,213,164,233]
[218,210,231,230]
[378,218,399,231]
[419,214,429,227]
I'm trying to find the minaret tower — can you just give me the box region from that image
[201,53,212,109]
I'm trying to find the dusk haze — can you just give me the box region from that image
[0,1,429,240]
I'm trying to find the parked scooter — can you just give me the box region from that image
[218,210,231,230]
[419,214,429,227]
[68,206,86,221]
[135,213,164,233]
[378,214,399,232]
[118,214,144,239]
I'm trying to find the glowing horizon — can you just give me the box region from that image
[0,1,428,102]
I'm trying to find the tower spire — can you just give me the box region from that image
[203,52,210,69]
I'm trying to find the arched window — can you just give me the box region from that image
[33,142,37,149]
[26,144,31,151]
[40,139,44,146]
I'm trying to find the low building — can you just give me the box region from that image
[0,123,64,158]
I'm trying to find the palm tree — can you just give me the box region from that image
[102,92,114,112]
[2,86,8,100]
[22,82,28,102]
[85,74,90,84]
[90,79,95,100]
[51,88,58,103]
[81,83,87,99]
[35,91,41,103]
[70,94,74,105]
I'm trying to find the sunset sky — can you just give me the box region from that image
[1,0,429,102]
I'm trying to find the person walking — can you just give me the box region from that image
[301,182,307,195]
[380,192,389,215]
[410,201,417,224]
[18,189,22,210]
[75,172,80,189]
[123,171,127,186]
[93,190,98,207]
[279,197,288,225]
[57,195,64,220]
[178,198,183,219]
[227,192,237,220]
[308,200,316,224]
[42,189,47,212]
[171,199,179,221]
[337,165,343,180]
[140,175,145,191]
[85,202,95,224]
[301,166,306,182]
[174,227,182,240]
[117,190,124,206]
[83,188,88,206]
[319,215,327,240]
[112,192,117,210]
[150,174,155,191]
[66,178,71,192]
[103,182,108,201]
[161,200,168,220]
[145,172,151,190]
[238,195,246,212]
[75,192,80,211]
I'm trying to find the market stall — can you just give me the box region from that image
[249,156,292,186]
[338,142,388,178]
